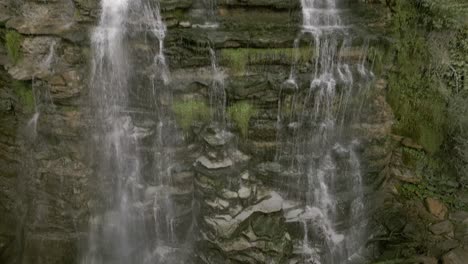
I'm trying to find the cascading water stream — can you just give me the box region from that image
[82,1,183,263]
[209,48,227,126]
[277,0,373,263]
[26,41,57,139]
[191,0,219,28]
[84,1,143,263]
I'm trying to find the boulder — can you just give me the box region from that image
[238,185,252,199]
[435,239,459,253]
[449,211,468,223]
[442,247,468,264]
[425,198,448,220]
[429,220,454,236]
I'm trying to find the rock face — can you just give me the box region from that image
[194,127,292,263]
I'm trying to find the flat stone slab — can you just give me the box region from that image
[205,191,284,238]
[196,156,233,169]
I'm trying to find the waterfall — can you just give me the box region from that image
[82,0,185,263]
[26,41,57,139]
[277,0,373,263]
[209,48,227,126]
[84,1,142,263]
[191,0,219,28]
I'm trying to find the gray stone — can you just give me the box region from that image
[256,162,282,177]
[230,150,250,164]
[179,21,191,28]
[196,156,233,169]
[238,186,252,199]
[332,143,350,159]
[204,191,284,238]
[240,171,250,180]
[221,189,239,200]
[202,130,234,147]
[450,211,468,223]
[206,198,230,210]
[280,79,298,94]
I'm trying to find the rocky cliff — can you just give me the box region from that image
[0,0,467,264]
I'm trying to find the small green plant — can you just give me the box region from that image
[228,101,256,138]
[172,100,211,132]
[5,31,22,64]
[220,47,313,74]
[12,80,34,112]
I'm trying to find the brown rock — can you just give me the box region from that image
[437,239,459,252]
[425,197,448,220]
[429,220,454,236]
[442,247,468,264]
[401,137,424,150]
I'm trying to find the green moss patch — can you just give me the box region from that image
[5,31,22,64]
[12,80,34,112]
[228,101,256,138]
[220,47,313,74]
[172,99,211,132]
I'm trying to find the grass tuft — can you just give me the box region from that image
[5,31,22,64]
[172,100,211,132]
[220,47,313,74]
[228,101,256,138]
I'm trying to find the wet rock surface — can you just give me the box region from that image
[194,127,292,263]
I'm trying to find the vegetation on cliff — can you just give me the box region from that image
[228,101,256,138]
[173,99,211,132]
[381,0,468,208]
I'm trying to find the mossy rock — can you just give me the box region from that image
[4,31,22,64]
[220,47,313,74]
[12,80,34,112]
[250,212,285,239]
